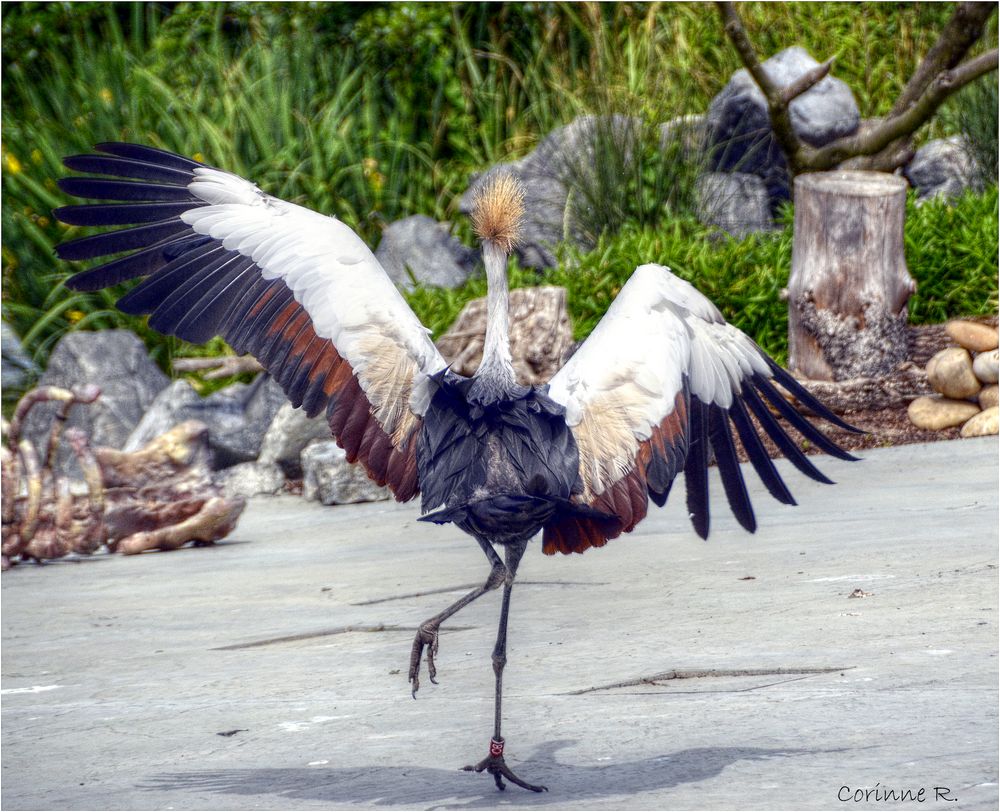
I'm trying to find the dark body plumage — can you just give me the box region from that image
[417,371,620,546]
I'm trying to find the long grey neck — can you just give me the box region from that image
[474,240,517,393]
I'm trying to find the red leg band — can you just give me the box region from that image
[489,737,505,758]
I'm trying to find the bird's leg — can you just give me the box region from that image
[463,542,547,792]
[409,537,505,698]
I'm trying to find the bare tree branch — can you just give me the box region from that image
[781,58,834,105]
[890,1,997,117]
[717,1,998,175]
[172,354,265,380]
[716,2,808,172]
[807,48,999,169]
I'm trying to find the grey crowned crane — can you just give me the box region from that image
[53,143,859,793]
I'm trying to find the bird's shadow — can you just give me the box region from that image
[141,739,834,808]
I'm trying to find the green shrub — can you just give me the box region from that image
[905,186,999,323]
[406,188,999,368]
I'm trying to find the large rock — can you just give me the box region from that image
[257,402,332,477]
[435,286,573,384]
[124,375,287,470]
[695,172,774,237]
[904,137,977,201]
[375,215,479,291]
[659,114,708,157]
[301,441,390,505]
[907,396,980,430]
[926,347,981,400]
[706,46,860,207]
[459,115,641,269]
[22,330,169,476]
[945,320,999,353]
[217,460,286,500]
[2,322,39,401]
[960,405,999,437]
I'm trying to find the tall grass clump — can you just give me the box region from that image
[955,76,999,189]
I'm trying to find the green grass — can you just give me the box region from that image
[2,1,996,384]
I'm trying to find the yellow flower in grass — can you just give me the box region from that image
[100,88,113,105]
[2,246,18,271]
[5,152,22,174]
[192,152,205,163]
[66,310,85,324]
[362,157,384,195]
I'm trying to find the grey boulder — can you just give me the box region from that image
[706,46,860,206]
[22,330,169,476]
[375,215,478,291]
[904,136,977,201]
[695,172,775,237]
[217,460,286,500]
[257,402,332,478]
[301,440,390,505]
[2,322,39,401]
[124,375,287,470]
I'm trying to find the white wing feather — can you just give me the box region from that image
[180,167,445,425]
[547,263,772,496]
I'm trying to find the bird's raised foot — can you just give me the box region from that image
[408,623,440,698]
[462,738,547,792]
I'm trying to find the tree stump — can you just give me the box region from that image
[788,171,916,380]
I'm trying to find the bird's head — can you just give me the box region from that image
[471,172,524,254]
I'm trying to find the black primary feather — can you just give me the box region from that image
[684,398,712,539]
[707,405,756,533]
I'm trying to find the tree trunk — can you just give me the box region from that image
[788,170,915,380]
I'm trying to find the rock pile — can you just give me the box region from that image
[907,319,999,437]
[32,284,576,508]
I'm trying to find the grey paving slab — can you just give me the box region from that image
[2,438,997,811]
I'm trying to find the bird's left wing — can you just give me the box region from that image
[53,143,447,501]
[545,263,858,554]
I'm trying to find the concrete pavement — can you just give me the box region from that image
[2,437,997,810]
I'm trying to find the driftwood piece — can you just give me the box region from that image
[98,421,245,555]
[2,384,245,569]
[436,285,573,384]
[172,355,265,380]
[115,496,243,555]
[788,171,916,381]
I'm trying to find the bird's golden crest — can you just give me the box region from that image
[471,172,524,252]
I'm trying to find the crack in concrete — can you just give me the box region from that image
[212,624,476,651]
[567,666,854,695]
[350,580,608,606]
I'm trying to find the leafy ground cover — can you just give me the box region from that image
[406,188,999,367]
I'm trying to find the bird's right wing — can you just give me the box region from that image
[545,263,858,553]
[54,143,448,501]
